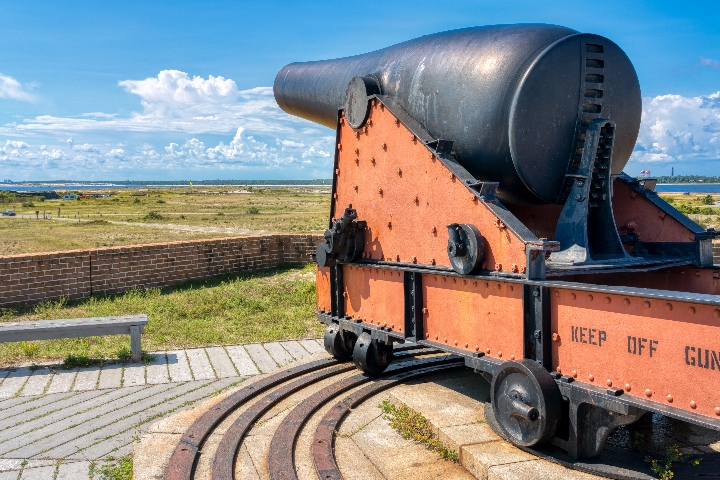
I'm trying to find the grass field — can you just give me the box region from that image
[0,186,329,255]
[0,264,321,367]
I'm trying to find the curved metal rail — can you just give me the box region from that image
[164,345,429,480]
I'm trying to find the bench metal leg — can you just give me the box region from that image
[130,325,142,362]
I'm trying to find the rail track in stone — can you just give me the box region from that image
[163,346,466,480]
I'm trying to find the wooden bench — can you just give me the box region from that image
[0,314,148,362]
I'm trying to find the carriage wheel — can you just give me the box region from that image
[352,332,393,376]
[323,323,354,361]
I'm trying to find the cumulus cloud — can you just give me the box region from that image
[0,73,36,102]
[700,57,720,69]
[632,91,720,163]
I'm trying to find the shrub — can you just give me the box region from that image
[144,211,164,220]
[703,194,714,205]
[246,206,260,215]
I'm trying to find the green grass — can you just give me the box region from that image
[379,400,458,462]
[0,186,329,255]
[0,264,322,366]
[98,455,133,480]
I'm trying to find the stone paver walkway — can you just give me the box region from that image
[0,338,326,479]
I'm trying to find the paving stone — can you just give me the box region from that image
[166,350,192,383]
[352,415,475,479]
[335,436,385,480]
[0,471,18,480]
[234,443,261,480]
[56,461,91,480]
[0,370,10,384]
[388,370,488,431]
[225,345,260,376]
[17,465,54,480]
[280,340,309,360]
[461,441,536,479]
[123,363,146,387]
[438,422,499,452]
[46,368,78,394]
[18,369,54,397]
[244,344,278,374]
[0,459,22,471]
[146,353,169,384]
[73,368,100,391]
[263,342,294,367]
[205,347,238,378]
[0,392,100,433]
[133,433,181,480]
[0,393,76,428]
[0,395,38,412]
[97,364,123,390]
[0,385,161,457]
[488,459,599,480]
[186,349,215,380]
[0,368,33,399]
[299,338,325,354]
[66,379,237,460]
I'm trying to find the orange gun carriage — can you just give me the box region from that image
[274,25,720,459]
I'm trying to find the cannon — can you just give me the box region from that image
[275,24,720,462]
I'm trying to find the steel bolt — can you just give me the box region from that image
[475,345,479,351]
[624,298,630,306]
[715,406,720,416]
[431,226,437,234]
[665,303,673,311]
[354,185,358,191]
[371,157,376,165]
[450,173,455,180]
[435,334,438,340]
[690,400,697,409]
[342,291,347,297]
[454,340,458,346]
[355,158,359,165]
[333,193,338,199]
[391,324,394,329]
[588,294,594,301]
[605,297,611,304]
[337,143,342,150]
[414,196,419,203]
[606,380,612,387]
[444,337,447,342]
[411,256,417,263]
[464,342,469,348]
[572,370,577,378]
[645,389,652,397]
[689,306,696,314]
[387,221,392,228]
[382,143,387,150]
[511,264,518,273]
[644,301,651,309]
[497,351,502,357]
[425,333,430,338]
[552,333,559,342]
[335,168,340,175]
[556,367,562,373]
[397,168,402,176]
[588,374,594,382]
[495,263,502,271]
[715,309,720,318]
[533,330,541,339]
[570,293,577,300]
[667,394,673,403]
[486,348,491,354]
[411,134,416,141]
[396,254,400,261]
[431,258,436,265]
[625,383,631,392]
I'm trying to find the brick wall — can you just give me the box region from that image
[0,234,321,308]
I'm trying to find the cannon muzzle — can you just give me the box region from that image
[274,24,641,205]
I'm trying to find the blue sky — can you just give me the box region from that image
[1,0,719,181]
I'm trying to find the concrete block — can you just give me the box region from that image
[73,367,100,391]
[186,349,215,380]
[146,353,169,384]
[225,345,260,377]
[205,347,238,378]
[56,461,91,480]
[263,342,294,367]
[166,350,193,383]
[244,344,278,374]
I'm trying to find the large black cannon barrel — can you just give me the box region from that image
[274,24,641,205]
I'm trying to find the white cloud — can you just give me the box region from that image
[632,91,720,163]
[0,74,36,102]
[73,143,100,153]
[700,57,720,69]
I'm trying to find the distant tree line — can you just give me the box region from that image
[16,179,333,186]
[651,175,720,183]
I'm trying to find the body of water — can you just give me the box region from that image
[655,184,720,194]
[0,184,330,192]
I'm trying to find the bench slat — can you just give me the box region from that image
[0,315,148,335]
[1,325,145,343]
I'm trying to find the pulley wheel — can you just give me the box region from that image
[446,223,485,275]
[352,332,392,376]
[323,323,354,361]
[489,360,561,447]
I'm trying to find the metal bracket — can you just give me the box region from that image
[550,119,628,265]
[522,285,551,370]
[403,271,423,342]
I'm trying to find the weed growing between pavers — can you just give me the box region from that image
[379,400,459,462]
[98,455,132,480]
[0,264,321,366]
